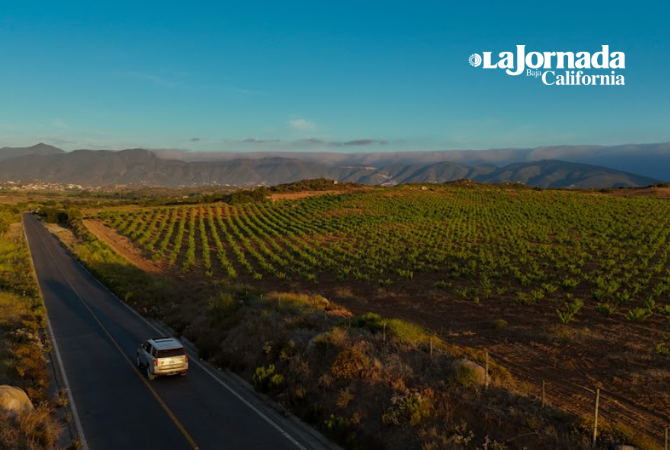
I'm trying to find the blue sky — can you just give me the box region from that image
[1,0,668,153]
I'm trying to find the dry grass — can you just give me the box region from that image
[0,405,63,450]
[183,291,622,449]
[0,220,64,449]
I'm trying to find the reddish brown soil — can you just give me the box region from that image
[268,190,347,201]
[329,287,670,445]
[83,219,165,274]
[608,186,670,198]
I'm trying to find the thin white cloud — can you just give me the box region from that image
[116,71,185,88]
[231,88,263,96]
[51,120,69,129]
[288,118,316,131]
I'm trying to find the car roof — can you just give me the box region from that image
[148,337,183,350]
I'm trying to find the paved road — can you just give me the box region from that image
[23,214,331,450]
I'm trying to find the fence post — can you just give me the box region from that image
[485,351,489,390]
[541,381,545,408]
[592,388,600,447]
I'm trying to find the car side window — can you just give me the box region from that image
[150,346,157,357]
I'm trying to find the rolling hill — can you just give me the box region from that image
[0,147,658,188]
[0,143,64,162]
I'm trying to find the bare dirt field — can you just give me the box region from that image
[268,190,349,201]
[608,186,670,198]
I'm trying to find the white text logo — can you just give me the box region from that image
[470,45,625,86]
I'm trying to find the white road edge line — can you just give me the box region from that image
[41,217,309,450]
[23,216,89,450]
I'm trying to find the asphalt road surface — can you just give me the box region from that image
[23,214,333,450]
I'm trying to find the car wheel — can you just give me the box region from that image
[146,366,156,381]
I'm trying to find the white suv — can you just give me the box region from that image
[136,337,188,380]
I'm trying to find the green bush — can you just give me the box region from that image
[351,312,384,333]
[556,299,583,324]
[382,392,432,427]
[626,307,652,322]
[595,303,616,316]
[386,319,427,346]
[434,280,450,289]
[452,364,482,388]
[252,364,284,392]
[207,292,241,324]
[323,414,352,442]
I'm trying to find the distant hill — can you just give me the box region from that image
[155,141,670,181]
[477,160,657,188]
[0,143,64,162]
[0,147,658,188]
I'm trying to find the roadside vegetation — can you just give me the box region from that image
[0,207,63,449]
[39,182,667,450]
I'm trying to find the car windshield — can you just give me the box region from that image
[157,348,185,358]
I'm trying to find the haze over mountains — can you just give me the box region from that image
[155,141,670,182]
[0,142,665,189]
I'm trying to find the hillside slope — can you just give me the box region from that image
[0,148,658,188]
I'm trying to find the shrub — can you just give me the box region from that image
[0,405,63,450]
[556,299,583,324]
[252,364,285,392]
[336,389,355,408]
[323,414,353,443]
[382,391,432,427]
[491,318,507,330]
[626,307,652,322]
[515,292,529,306]
[561,278,580,290]
[595,303,616,316]
[452,362,484,388]
[402,392,433,426]
[378,278,393,288]
[351,312,384,333]
[208,292,241,325]
[434,280,450,289]
[386,319,427,346]
[655,342,669,356]
[331,349,370,380]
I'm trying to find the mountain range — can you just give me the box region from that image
[0,143,662,188]
[154,141,670,182]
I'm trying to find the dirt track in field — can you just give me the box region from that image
[83,219,165,274]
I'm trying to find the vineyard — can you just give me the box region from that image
[94,185,670,326]
[89,185,670,444]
